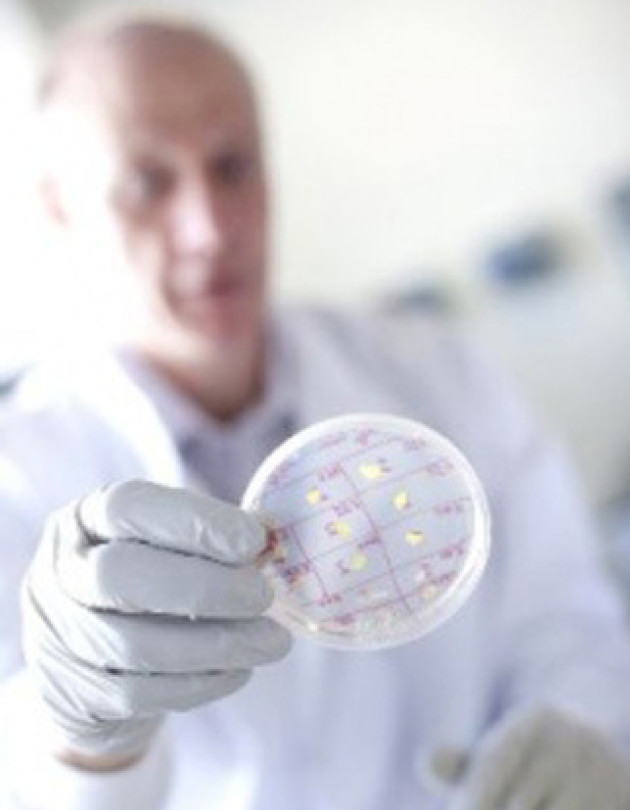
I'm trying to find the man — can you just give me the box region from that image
[1,11,630,810]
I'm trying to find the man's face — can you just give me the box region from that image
[49,34,268,348]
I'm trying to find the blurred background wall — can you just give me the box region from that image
[3,0,630,513]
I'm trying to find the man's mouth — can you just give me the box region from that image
[204,276,244,297]
[174,269,247,301]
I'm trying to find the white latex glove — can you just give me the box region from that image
[21,480,292,760]
[430,707,630,810]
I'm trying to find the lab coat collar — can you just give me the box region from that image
[112,317,297,454]
[275,308,411,431]
[16,308,411,487]
[17,347,188,487]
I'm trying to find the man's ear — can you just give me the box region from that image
[40,175,69,227]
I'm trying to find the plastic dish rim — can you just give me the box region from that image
[241,412,492,651]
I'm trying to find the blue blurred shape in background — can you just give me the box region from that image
[380,276,457,316]
[485,230,562,291]
[606,177,630,237]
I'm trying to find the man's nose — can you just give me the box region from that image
[171,179,224,253]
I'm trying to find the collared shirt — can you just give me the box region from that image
[114,324,296,504]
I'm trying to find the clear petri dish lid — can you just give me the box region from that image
[242,413,491,651]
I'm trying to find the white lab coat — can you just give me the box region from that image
[1,307,629,810]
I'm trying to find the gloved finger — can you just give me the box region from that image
[24,581,292,673]
[505,747,562,810]
[467,737,557,810]
[505,787,553,810]
[452,713,542,810]
[502,760,555,810]
[37,650,253,719]
[78,480,267,564]
[48,511,273,617]
[106,668,252,716]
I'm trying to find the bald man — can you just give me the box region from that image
[1,12,630,810]
[38,17,268,419]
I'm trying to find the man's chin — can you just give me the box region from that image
[182,303,263,348]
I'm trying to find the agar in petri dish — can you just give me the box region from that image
[241,413,491,651]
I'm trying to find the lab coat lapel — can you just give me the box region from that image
[54,350,187,487]
[285,314,406,430]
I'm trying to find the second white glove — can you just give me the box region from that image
[432,706,630,810]
[21,480,292,760]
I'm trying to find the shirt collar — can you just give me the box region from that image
[113,321,296,451]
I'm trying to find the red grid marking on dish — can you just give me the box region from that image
[266,429,471,626]
[337,463,414,616]
[283,494,472,569]
[266,434,398,494]
[298,535,470,612]
[288,523,331,600]
[299,528,383,567]
[353,456,455,498]
[328,571,457,626]
[283,455,457,531]
[370,494,472,535]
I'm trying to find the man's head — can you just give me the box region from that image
[39,12,268,367]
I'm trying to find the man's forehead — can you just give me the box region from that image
[42,19,257,130]
[38,20,263,180]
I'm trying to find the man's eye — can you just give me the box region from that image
[212,153,253,186]
[123,166,173,206]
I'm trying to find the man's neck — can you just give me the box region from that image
[134,336,265,423]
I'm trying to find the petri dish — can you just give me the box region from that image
[242,413,490,651]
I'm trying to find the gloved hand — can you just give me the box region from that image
[21,480,292,762]
[430,707,630,809]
